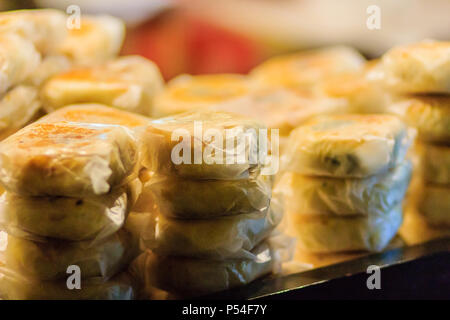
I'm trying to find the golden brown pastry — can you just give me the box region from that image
[282,114,411,178]
[380,40,450,94]
[41,56,164,116]
[0,120,138,197]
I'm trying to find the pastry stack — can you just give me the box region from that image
[279,114,412,255]
[130,110,292,297]
[381,40,450,244]
[152,74,252,117]
[0,9,127,141]
[0,104,152,300]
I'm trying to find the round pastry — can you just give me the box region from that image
[142,111,267,180]
[250,46,365,93]
[380,40,450,94]
[0,120,139,197]
[147,173,271,219]
[142,206,282,259]
[0,185,135,241]
[282,114,411,178]
[279,160,412,216]
[288,204,403,253]
[153,74,251,117]
[41,56,164,116]
[130,239,286,297]
[0,228,139,281]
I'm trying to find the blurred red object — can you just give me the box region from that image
[122,11,264,80]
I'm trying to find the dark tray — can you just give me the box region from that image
[206,238,450,300]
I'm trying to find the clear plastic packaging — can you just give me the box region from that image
[380,40,450,94]
[142,111,267,180]
[0,183,139,241]
[282,114,411,178]
[417,143,450,185]
[388,95,450,143]
[278,160,412,216]
[288,204,403,253]
[0,267,135,300]
[0,228,140,281]
[0,120,139,197]
[145,173,272,219]
[0,9,67,55]
[153,74,251,117]
[130,235,294,297]
[0,33,41,94]
[141,205,283,260]
[417,184,450,227]
[0,86,42,140]
[209,88,347,136]
[250,46,365,93]
[57,15,125,66]
[41,56,164,116]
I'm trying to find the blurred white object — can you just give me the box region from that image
[182,0,450,56]
[35,0,172,25]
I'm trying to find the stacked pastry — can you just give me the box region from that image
[279,114,412,254]
[0,104,152,300]
[0,9,126,141]
[130,111,292,297]
[381,40,450,244]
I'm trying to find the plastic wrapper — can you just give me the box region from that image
[41,56,164,116]
[0,227,139,281]
[0,267,135,300]
[282,114,411,178]
[153,74,251,117]
[380,40,450,94]
[278,160,412,216]
[0,33,41,95]
[0,9,67,55]
[417,143,450,185]
[0,86,42,140]
[57,15,125,66]
[0,179,142,241]
[130,235,294,297]
[417,184,450,227]
[145,173,272,219]
[318,59,392,114]
[288,204,403,254]
[250,46,365,93]
[24,55,72,87]
[142,204,283,259]
[43,103,152,128]
[142,111,267,180]
[209,88,347,136]
[389,95,450,143]
[399,204,450,246]
[0,120,139,197]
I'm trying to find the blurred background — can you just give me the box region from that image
[2,0,449,80]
